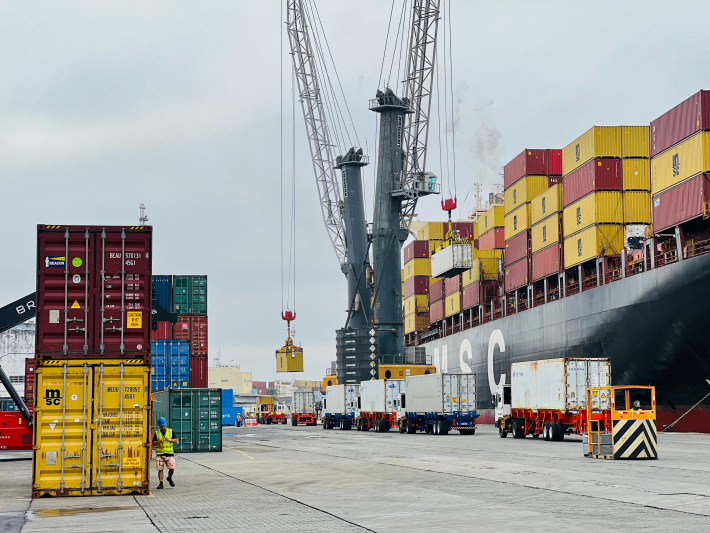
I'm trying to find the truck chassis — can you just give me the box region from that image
[322,412,355,430]
[399,411,478,435]
[498,408,611,440]
[356,411,398,432]
[291,413,317,426]
[258,412,288,425]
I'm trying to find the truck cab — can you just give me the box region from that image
[495,383,511,436]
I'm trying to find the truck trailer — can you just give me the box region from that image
[496,358,611,440]
[256,396,287,425]
[323,384,360,430]
[357,379,404,432]
[401,373,478,435]
[292,391,317,426]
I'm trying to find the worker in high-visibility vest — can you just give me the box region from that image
[152,417,178,490]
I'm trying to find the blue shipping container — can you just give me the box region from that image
[151,340,190,391]
[222,406,243,426]
[152,275,173,312]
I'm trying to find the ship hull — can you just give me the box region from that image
[421,253,710,432]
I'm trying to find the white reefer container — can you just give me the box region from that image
[325,384,360,415]
[360,379,405,413]
[292,391,315,414]
[431,244,473,278]
[510,358,611,412]
[405,373,476,415]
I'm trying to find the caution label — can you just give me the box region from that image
[71,300,81,309]
[127,312,142,329]
[123,456,141,468]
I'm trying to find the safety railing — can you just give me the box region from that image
[582,275,598,291]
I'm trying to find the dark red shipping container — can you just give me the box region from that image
[504,257,530,293]
[462,282,480,309]
[532,244,563,281]
[548,175,561,186]
[429,279,444,303]
[454,222,475,240]
[504,231,530,266]
[504,149,549,190]
[404,276,429,298]
[174,315,208,356]
[563,158,622,207]
[650,90,710,158]
[24,358,36,403]
[445,275,462,296]
[478,227,505,250]
[190,355,208,388]
[150,321,173,341]
[429,300,444,324]
[35,225,152,360]
[652,173,710,233]
[549,149,563,176]
[404,240,429,263]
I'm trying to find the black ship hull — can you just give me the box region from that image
[421,253,710,430]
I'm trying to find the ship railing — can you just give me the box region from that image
[685,238,710,259]
[582,275,597,291]
[605,268,622,284]
[654,249,677,267]
[533,294,545,307]
[566,280,580,296]
[472,315,480,328]
[506,302,516,316]
[518,298,529,312]
[493,307,503,320]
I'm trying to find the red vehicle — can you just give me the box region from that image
[357,411,397,432]
[291,391,317,426]
[0,411,33,451]
[256,396,287,424]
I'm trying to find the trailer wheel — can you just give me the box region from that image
[549,422,560,441]
[440,422,449,436]
[406,420,416,434]
[292,418,297,426]
[382,421,390,433]
[555,423,565,441]
[512,419,524,438]
[499,424,508,438]
[266,418,272,425]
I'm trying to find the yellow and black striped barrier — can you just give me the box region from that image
[612,419,658,459]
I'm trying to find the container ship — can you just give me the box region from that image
[405,90,710,432]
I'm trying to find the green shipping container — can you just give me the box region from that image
[172,275,208,315]
[152,388,222,452]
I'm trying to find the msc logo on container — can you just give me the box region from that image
[575,143,581,162]
[542,225,547,243]
[44,256,66,268]
[44,389,62,406]
[542,197,546,214]
[576,206,582,225]
[513,189,517,204]
[513,215,518,231]
[672,153,680,177]
[577,238,583,257]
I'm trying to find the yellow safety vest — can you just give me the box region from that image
[155,428,174,455]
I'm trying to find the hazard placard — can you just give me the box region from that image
[71,300,81,309]
[123,456,140,468]
[127,312,142,329]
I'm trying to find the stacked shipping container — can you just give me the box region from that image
[403,240,430,335]
[531,184,564,281]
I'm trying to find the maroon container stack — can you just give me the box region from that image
[563,158,622,207]
[404,276,429,298]
[24,359,36,406]
[478,227,505,250]
[150,322,173,341]
[172,315,208,386]
[462,283,479,309]
[403,240,430,335]
[532,243,564,281]
[428,279,444,325]
[403,240,429,262]
[651,91,710,232]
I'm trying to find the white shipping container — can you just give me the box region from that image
[325,384,360,415]
[405,373,476,415]
[292,391,315,414]
[510,358,611,412]
[431,244,473,278]
[360,379,405,413]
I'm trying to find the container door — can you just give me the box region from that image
[33,363,92,497]
[92,363,150,495]
[443,374,454,414]
[196,390,221,451]
[171,390,194,452]
[461,375,475,414]
[565,360,585,411]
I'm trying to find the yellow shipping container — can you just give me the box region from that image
[531,213,561,254]
[32,360,151,498]
[621,126,650,158]
[622,158,651,191]
[378,364,436,380]
[403,294,428,315]
[404,313,429,334]
[472,221,478,240]
[531,183,564,225]
[504,203,531,240]
[463,257,499,285]
[562,126,622,176]
[472,248,503,260]
[504,175,549,214]
[445,291,461,317]
[623,191,651,224]
[479,205,504,233]
[403,258,430,281]
[276,344,304,372]
[651,131,710,194]
[563,224,624,268]
[428,239,443,256]
[563,191,622,237]
[417,222,444,241]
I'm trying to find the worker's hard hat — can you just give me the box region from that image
[158,417,167,426]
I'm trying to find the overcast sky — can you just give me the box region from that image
[1,1,708,382]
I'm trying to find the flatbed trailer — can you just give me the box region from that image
[399,411,478,435]
[292,412,317,426]
[291,391,317,426]
[499,407,610,440]
[358,411,398,432]
[259,412,288,424]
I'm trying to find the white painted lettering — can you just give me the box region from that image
[487,329,506,395]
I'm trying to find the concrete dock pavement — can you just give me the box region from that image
[0,425,709,532]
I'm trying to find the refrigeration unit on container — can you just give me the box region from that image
[357,379,405,432]
[152,388,222,452]
[172,275,207,315]
[504,203,531,240]
[323,384,360,430]
[563,224,623,268]
[403,240,429,263]
[292,391,317,425]
[504,149,550,190]
[564,158,622,207]
[531,183,563,225]
[151,340,190,391]
[562,126,622,176]
[504,175,548,213]
[402,373,478,435]
[174,315,207,356]
[152,275,172,313]
[32,360,151,498]
[431,244,473,278]
[531,214,561,254]
[622,159,651,191]
[621,126,650,158]
[652,173,710,233]
[651,131,710,195]
[35,225,152,361]
[650,90,710,158]
[562,191,622,236]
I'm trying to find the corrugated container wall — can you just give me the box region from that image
[190,356,208,388]
[532,244,563,281]
[417,222,444,241]
[549,149,563,176]
[404,276,429,298]
[172,275,207,315]
[35,225,153,361]
[462,283,479,309]
[562,126,622,176]
[404,314,429,334]
[504,204,531,240]
[152,389,222,452]
[151,322,173,341]
[403,295,428,315]
[531,184,564,225]
[531,213,561,254]
[403,240,429,263]
[404,373,476,415]
[445,292,461,317]
[623,192,651,224]
[151,340,190,391]
[622,159,651,191]
[504,176,549,213]
[563,158,623,207]
[429,279,443,302]
[404,258,430,280]
[32,360,151,498]
[478,227,505,250]
[504,230,530,265]
[444,275,461,296]
[24,359,36,404]
[562,191,622,237]
[621,126,650,158]
[479,206,505,233]
[429,300,444,323]
[174,316,207,356]
[650,90,710,158]
[503,149,549,190]
[504,258,530,292]
[652,174,710,233]
[650,131,710,194]
[152,275,172,312]
[563,224,623,268]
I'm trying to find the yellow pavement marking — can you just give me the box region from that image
[228,446,254,460]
